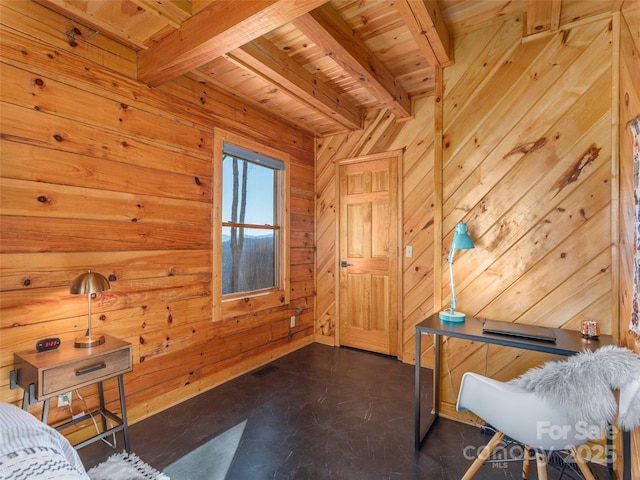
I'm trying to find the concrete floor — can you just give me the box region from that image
[78,343,613,479]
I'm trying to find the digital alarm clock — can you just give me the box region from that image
[36,337,61,352]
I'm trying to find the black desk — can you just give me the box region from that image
[414,314,629,479]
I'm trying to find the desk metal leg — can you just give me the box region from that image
[415,331,440,449]
[415,331,421,448]
[42,399,50,424]
[97,382,108,433]
[623,430,630,480]
[434,333,440,417]
[22,390,50,423]
[118,375,130,452]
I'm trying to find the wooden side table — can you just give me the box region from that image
[10,335,132,451]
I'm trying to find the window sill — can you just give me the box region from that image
[220,288,289,319]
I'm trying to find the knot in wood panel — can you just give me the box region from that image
[567,144,600,184]
[504,137,546,157]
[553,143,601,196]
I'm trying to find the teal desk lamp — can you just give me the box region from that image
[439,222,474,322]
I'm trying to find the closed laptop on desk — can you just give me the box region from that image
[482,320,556,342]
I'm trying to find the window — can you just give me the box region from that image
[213,130,289,320]
[222,143,282,295]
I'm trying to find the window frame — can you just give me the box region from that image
[213,129,290,321]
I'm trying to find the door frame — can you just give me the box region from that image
[334,150,404,358]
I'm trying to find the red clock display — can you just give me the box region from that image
[36,338,61,352]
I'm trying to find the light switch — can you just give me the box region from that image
[406,246,413,258]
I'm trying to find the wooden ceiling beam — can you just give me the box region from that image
[550,0,562,32]
[229,38,362,131]
[525,0,562,36]
[129,0,191,30]
[293,3,412,120]
[395,0,453,68]
[35,0,148,50]
[137,0,326,86]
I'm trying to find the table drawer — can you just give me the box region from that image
[41,347,131,397]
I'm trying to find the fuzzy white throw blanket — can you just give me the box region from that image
[510,345,640,431]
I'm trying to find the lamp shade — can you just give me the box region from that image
[70,271,110,295]
[451,222,474,251]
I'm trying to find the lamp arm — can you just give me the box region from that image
[448,249,457,313]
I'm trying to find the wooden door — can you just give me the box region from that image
[338,155,399,356]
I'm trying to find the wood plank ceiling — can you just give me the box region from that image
[35,0,622,137]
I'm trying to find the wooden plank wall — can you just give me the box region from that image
[619,1,640,475]
[315,98,438,367]
[0,0,315,429]
[317,15,617,370]
[439,12,626,469]
[316,8,623,466]
[439,14,615,406]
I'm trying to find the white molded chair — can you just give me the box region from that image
[456,345,640,479]
[456,372,601,480]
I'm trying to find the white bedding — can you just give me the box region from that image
[0,402,89,480]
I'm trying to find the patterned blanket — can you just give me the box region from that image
[0,403,89,480]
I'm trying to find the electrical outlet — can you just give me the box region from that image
[57,391,72,407]
[290,315,296,328]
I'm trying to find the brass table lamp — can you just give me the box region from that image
[70,270,110,348]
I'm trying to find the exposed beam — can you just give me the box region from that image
[229,38,362,130]
[137,0,326,86]
[522,10,613,43]
[610,1,625,12]
[395,0,453,68]
[130,0,191,30]
[550,0,562,32]
[525,0,561,36]
[293,3,412,120]
[35,0,148,50]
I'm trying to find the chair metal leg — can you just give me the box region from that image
[569,447,595,480]
[535,451,548,480]
[461,431,505,480]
